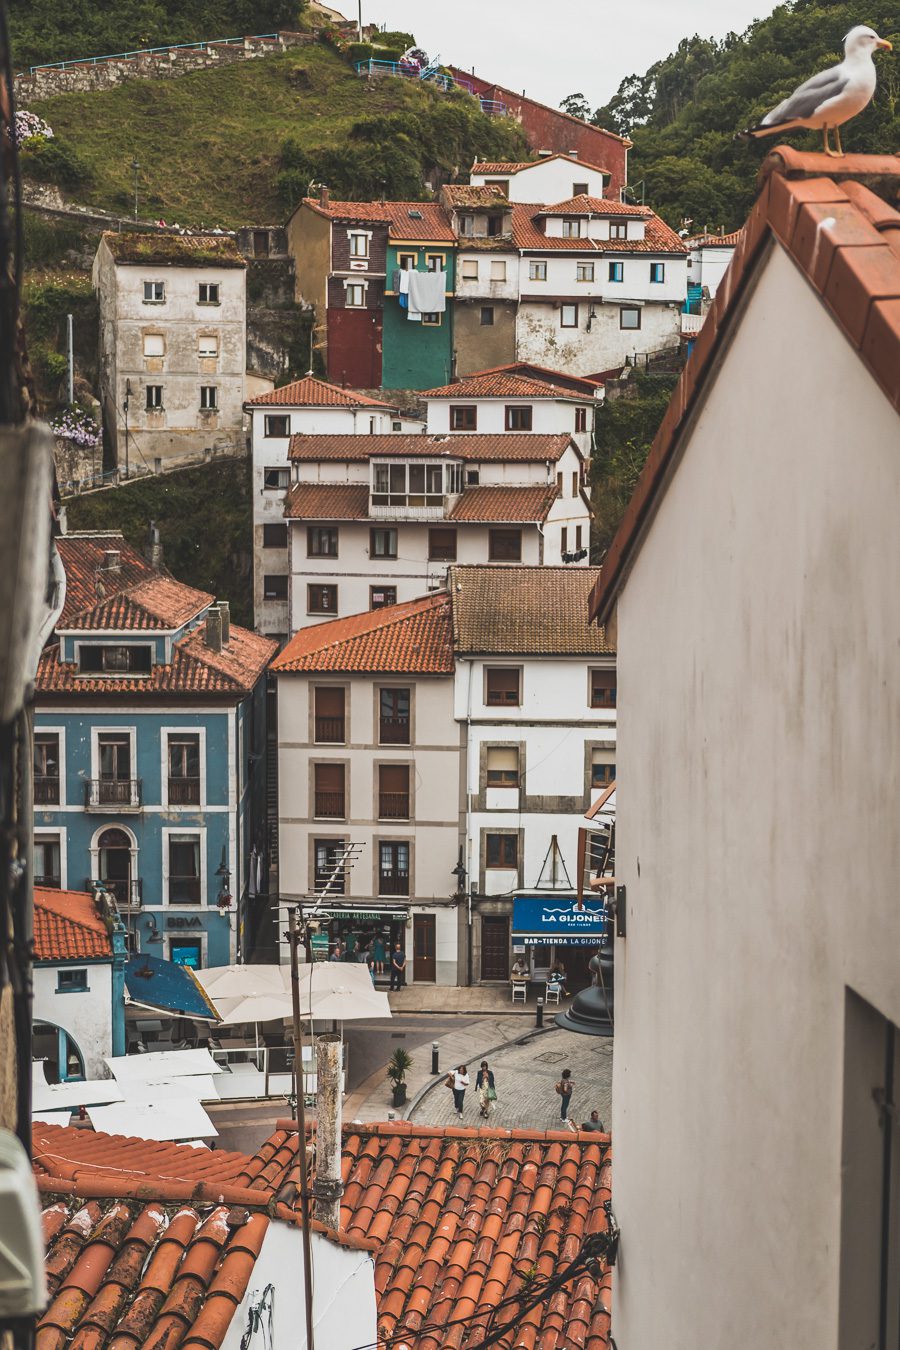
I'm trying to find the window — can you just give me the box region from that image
[428,528,456,561]
[610,221,628,240]
[143,333,164,357]
[575,406,588,433]
[370,527,397,559]
[380,687,410,744]
[480,306,495,326]
[577,261,595,282]
[345,283,365,308]
[620,307,642,330]
[461,259,479,279]
[379,841,409,896]
[198,334,218,358]
[168,834,201,904]
[314,839,346,895]
[426,254,445,272]
[98,828,135,908]
[422,312,441,326]
[573,182,589,196]
[591,750,616,788]
[560,304,578,328]
[398,252,417,271]
[590,668,617,708]
[143,281,164,303]
[57,969,88,993]
[650,262,666,283]
[486,746,519,788]
[308,584,338,615]
[486,214,503,237]
[489,528,522,561]
[348,232,369,258]
[486,667,521,706]
[263,466,290,490]
[307,526,338,557]
[199,385,217,410]
[34,835,61,888]
[572,471,579,498]
[79,646,152,675]
[264,414,290,438]
[370,586,397,609]
[379,764,410,819]
[314,763,345,818]
[263,575,288,600]
[561,526,568,553]
[504,405,532,431]
[562,218,583,239]
[466,468,480,486]
[490,260,507,282]
[372,463,444,508]
[95,734,133,808]
[450,405,477,431]
[576,524,583,550]
[459,215,475,237]
[486,833,518,868]
[168,735,201,805]
[198,282,220,304]
[34,733,60,805]
[263,523,288,548]
[608,261,624,283]
[529,260,548,281]
[447,463,463,494]
[315,687,345,744]
[146,385,163,410]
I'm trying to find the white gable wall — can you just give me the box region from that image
[471,159,608,204]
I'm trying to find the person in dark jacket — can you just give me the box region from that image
[389,944,407,990]
[475,1060,496,1117]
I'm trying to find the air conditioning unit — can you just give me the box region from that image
[0,1129,46,1316]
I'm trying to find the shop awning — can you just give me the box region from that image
[125,954,221,1022]
[512,895,609,946]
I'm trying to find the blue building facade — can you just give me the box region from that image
[34,533,276,968]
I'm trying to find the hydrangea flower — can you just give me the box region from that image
[13,111,54,147]
[50,407,101,448]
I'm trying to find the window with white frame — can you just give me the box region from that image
[562,218,584,239]
[264,466,289,490]
[198,282,220,304]
[146,385,163,410]
[348,232,370,258]
[168,834,202,904]
[529,259,548,281]
[426,254,446,272]
[198,334,219,358]
[264,415,289,438]
[34,833,62,888]
[576,261,595,282]
[143,281,165,303]
[345,283,366,308]
[143,333,164,357]
[200,385,218,410]
[560,303,578,328]
[610,221,628,240]
[372,462,444,506]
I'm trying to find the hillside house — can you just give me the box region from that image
[34,532,276,968]
[93,233,247,473]
[686,228,742,297]
[470,153,611,204]
[440,183,518,373]
[588,149,900,1349]
[282,432,590,631]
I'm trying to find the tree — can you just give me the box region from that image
[559,92,592,121]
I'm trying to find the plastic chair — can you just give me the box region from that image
[511,981,527,1005]
[544,984,561,1006]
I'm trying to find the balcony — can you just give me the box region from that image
[369,497,447,522]
[34,777,60,806]
[379,717,410,745]
[167,776,201,806]
[315,717,345,744]
[379,792,410,820]
[681,311,703,336]
[100,879,142,911]
[85,778,142,810]
[378,872,409,897]
[314,791,345,819]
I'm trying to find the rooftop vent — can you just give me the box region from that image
[103,549,121,574]
[205,605,223,653]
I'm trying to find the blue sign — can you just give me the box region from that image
[512,895,608,944]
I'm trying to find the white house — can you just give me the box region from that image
[243,375,423,639]
[588,150,900,1348]
[470,154,610,204]
[283,431,591,631]
[512,197,688,374]
[93,232,247,473]
[686,228,741,297]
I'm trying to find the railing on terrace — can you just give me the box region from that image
[29,33,278,74]
[354,59,506,114]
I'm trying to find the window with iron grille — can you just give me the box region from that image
[34,733,60,805]
[169,835,201,904]
[314,688,345,744]
[314,763,345,818]
[379,841,409,895]
[379,688,410,744]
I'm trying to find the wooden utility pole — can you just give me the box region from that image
[288,908,316,1350]
[313,1033,343,1230]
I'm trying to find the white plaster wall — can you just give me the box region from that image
[455,252,519,302]
[516,299,682,375]
[519,254,686,304]
[33,962,112,1079]
[544,216,646,242]
[221,1222,377,1350]
[471,160,608,203]
[610,241,900,1349]
[689,245,735,297]
[425,397,590,439]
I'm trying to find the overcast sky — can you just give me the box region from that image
[356,0,777,108]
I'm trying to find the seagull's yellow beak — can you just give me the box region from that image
[876,37,893,50]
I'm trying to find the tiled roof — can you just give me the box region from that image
[475,361,606,394]
[33,889,111,962]
[301,198,456,242]
[535,195,649,218]
[236,1121,614,1350]
[512,202,687,254]
[301,197,393,223]
[244,376,395,409]
[448,484,559,522]
[423,371,584,400]
[472,152,611,175]
[272,595,454,675]
[101,232,245,267]
[590,148,900,625]
[63,577,212,632]
[442,185,509,207]
[32,1124,251,1187]
[288,432,574,463]
[687,229,743,247]
[56,535,156,628]
[283,483,370,521]
[450,565,614,654]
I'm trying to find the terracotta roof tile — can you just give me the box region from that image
[472,361,605,395]
[447,485,559,522]
[471,153,611,176]
[441,185,509,207]
[64,577,212,633]
[56,535,156,628]
[301,198,456,242]
[512,201,687,254]
[422,372,584,400]
[288,432,574,464]
[589,150,900,625]
[31,1126,251,1186]
[283,483,369,521]
[101,233,245,268]
[450,565,613,654]
[33,888,112,962]
[272,594,454,675]
[244,376,396,409]
[687,229,743,247]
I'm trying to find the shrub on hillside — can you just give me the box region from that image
[20,135,92,190]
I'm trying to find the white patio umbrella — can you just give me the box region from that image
[301,962,391,1022]
[193,965,293,1061]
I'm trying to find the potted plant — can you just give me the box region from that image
[387,1048,412,1108]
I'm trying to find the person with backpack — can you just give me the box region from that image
[447,1064,469,1117]
[555,1067,574,1121]
[475,1060,497,1117]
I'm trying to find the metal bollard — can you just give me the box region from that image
[431,1042,439,1075]
[536,997,544,1029]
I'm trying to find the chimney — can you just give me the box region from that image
[319,185,330,209]
[313,1033,343,1230]
[205,605,223,653]
[103,549,121,574]
[218,599,230,645]
[149,521,163,571]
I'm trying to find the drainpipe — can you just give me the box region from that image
[465,657,475,986]
[110,919,127,1057]
[313,1033,343,1229]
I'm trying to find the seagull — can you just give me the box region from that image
[741,25,892,156]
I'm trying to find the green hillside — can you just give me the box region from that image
[26,43,528,227]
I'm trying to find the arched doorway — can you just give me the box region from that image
[33,1021,85,1083]
[97,827,136,908]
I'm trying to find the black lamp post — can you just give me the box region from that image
[215,846,233,911]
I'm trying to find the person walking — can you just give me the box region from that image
[389,943,407,990]
[372,934,386,975]
[451,1064,469,1118]
[556,1067,574,1121]
[475,1060,496,1118]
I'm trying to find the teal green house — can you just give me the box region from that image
[382,203,456,390]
